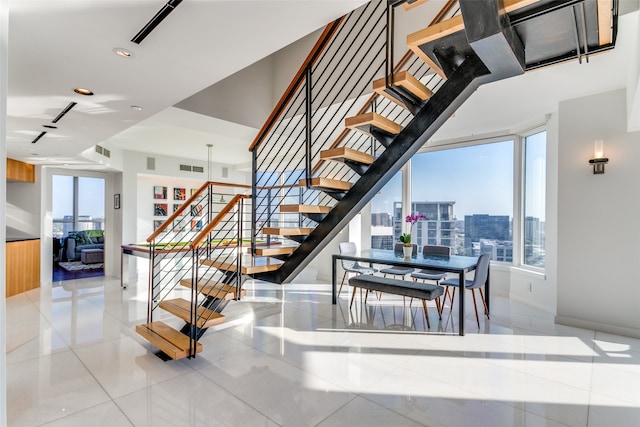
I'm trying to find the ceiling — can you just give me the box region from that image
[6,1,639,170]
[6,0,369,167]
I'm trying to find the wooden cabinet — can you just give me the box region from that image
[7,158,35,183]
[6,239,40,297]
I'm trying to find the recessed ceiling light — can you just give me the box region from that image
[42,124,58,129]
[113,48,134,58]
[130,105,143,111]
[73,88,94,96]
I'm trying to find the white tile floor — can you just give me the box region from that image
[6,268,640,426]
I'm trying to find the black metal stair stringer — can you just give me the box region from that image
[256,54,491,284]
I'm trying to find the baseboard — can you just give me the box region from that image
[555,315,640,339]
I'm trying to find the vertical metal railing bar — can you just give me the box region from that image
[305,65,313,188]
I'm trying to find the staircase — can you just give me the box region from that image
[136,0,618,359]
[250,0,618,284]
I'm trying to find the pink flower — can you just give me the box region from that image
[400,213,426,246]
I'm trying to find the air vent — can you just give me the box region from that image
[31,131,47,144]
[52,102,77,123]
[192,166,204,173]
[147,157,156,170]
[179,164,192,172]
[131,0,183,44]
[95,145,103,154]
[221,167,228,178]
[103,148,110,158]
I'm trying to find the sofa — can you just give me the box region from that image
[64,230,104,261]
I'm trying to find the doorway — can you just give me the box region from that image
[52,175,106,281]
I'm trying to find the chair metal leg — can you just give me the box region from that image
[338,271,348,297]
[471,289,480,329]
[479,288,490,318]
[422,299,431,328]
[435,297,442,319]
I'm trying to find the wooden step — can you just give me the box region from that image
[178,279,245,300]
[280,204,332,214]
[401,0,429,11]
[407,15,464,78]
[136,321,202,360]
[159,298,226,329]
[345,112,402,136]
[320,147,375,165]
[263,227,313,236]
[254,245,297,256]
[372,70,433,108]
[200,256,284,274]
[298,177,351,191]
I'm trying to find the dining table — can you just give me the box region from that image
[332,248,487,336]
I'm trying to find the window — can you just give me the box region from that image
[410,140,514,260]
[370,171,402,250]
[523,131,546,268]
[52,175,105,238]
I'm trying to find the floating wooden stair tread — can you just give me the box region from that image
[263,227,313,236]
[254,245,298,256]
[298,177,351,191]
[136,321,202,360]
[178,279,245,300]
[280,204,332,214]
[201,256,284,274]
[372,71,433,106]
[402,0,430,11]
[320,147,375,165]
[345,112,402,136]
[159,298,226,329]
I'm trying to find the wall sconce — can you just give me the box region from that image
[589,139,608,174]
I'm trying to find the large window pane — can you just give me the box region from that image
[371,171,402,250]
[523,131,546,268]
[52,175,74,238]
[78,177,105,230]
[411,141,514,260]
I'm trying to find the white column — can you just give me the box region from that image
[1,0,9,424]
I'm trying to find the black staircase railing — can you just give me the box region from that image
[249,0,460,271]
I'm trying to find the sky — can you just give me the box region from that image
[372,135,547,221]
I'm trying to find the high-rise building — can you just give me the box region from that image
[464,214,510,257]
[392,201,456,249]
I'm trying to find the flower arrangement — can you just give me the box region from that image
[399,213,426,246]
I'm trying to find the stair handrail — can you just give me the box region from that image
[191,194,251,249]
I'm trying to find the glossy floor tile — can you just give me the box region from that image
[5,268,640,426]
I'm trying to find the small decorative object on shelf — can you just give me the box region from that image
[399,213,426,256]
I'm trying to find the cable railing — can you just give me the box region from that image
[250,0,460,249]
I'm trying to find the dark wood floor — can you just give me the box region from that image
[52,262,104,282]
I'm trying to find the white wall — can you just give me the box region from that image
[557,89,640,337]
[6,169,41,237]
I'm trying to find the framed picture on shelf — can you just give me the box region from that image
[154,203,168,216]
[190,188,198,196]
[153,220,164,231]
[174,187,186,200]
[191,219,203,231]
[153,186,167,199]
[173,204,183,215]
[173,219,185,233]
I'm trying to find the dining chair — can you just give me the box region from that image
[338,242,379,297]
[409,244,450,312]
[379,243,417,278]
[440,252,490,328]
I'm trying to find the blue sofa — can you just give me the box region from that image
[64,230,104,261]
